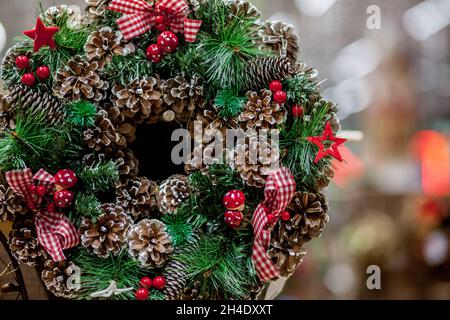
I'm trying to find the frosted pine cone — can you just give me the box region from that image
[79,204,132,258]
[0,94,15,130]
[238,89,286,129]
[85,0,110,21]
[54,56,109,102]
[161,74,206,122]
[228,0,261,19]
[158,175,190,214]
[83,110,125,152]
[9,216,46,266]
[85,27,135,69]
[41,260,79,298]
[127,219,173,268]
[115,177,159,219]
[0,185,27,222]
[112,78,163,124]
[287,192,329,242]
[257,21,300,62]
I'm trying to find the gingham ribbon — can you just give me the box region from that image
[108,0,202,41]
[251,167,296,281]
[5,168,79,262]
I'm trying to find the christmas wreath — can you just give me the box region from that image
[0,0,345,300]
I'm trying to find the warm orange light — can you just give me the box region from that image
[412,131,450,196]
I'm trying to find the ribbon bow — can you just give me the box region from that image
[5,169,79,262]
[251,167,296,282]
[108,0,202,41]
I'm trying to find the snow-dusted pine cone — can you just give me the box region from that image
[115,177,159,219]
[54,56,109,102]
[127,219,173,268]
[112,78,164,124]
[79,204,132,258]
[85,27,135,68]
[228,0,261,19]
[9,216,47,266]
[85,0,110,21]
[158,175,190,214]
[238,89,286,129]
[256,21,300,62]
[0,93,15,130]
[83,110,125,152]
[41,260,79,298]
[0,185,27,222]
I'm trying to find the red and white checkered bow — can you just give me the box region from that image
[108,0,202,41]
[5,168,79,262]
[251,167,296,282]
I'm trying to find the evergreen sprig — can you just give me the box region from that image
[72,249,147,300]
[214,89,245,118]
[69,193,102,225]
[78,159,120,193]
[65,100,97,128]
[283,71,320,106]
[104,49,155,85]
[162,213,194,247]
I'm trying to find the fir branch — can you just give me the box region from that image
[283,71,320,106]
[214,89,245,118]
[65,100,97,128]
[199,16,265,91]
[69,193,102,225]
[161,213,194,247]
[280,100,335,190]
[104,49,155,85]
[72,249,147,300]
[78,159,120,193]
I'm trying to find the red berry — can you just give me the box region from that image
[36,66,50,80]
[152,276,166,290]
[273,90,287,104]
[154,15,165,25]
[269,80,283,93]
[224,210,243,228]
[47,202,56,213]
[15,55,30,70]
[156,24,167,32]
[139,277,153,289]
[280,211,291,221]
[53,190,74,208]
[21,73,36,87]
[26,200,37,211]
[266,213,277,225]
[146,44,164,63]
[28,185,38,195]
[223,190,246,211]
[54,169,78,189]
[135,288,149,300]
[36,185,47,197]
[157,31,179,53]
[292,104,304,118]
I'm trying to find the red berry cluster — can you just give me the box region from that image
[135,275,166,300]
[146,30,179,63]
[26,169,77,212]
[15,55,50,87]
[223,190,246,228]
[269,80,303,118]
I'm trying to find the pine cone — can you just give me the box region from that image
[0,93,15,130]
[6,84,65,125]
[238,89,286,129]
[158,175,190,214]
[116,177,158,219]
[84,148,140,178]
[1,46,32,72]
[41,5,79,26]
[85,0,110,21]
[127,219,173,268]
[79,203,132,258]
[287,192,329,241]
[107,106,137,144]
[0,185,27,222]
[161,74,205,122]
[179,281,208,300]
[83,110,125,152]
[268,223,307,277]
[243,56,300,90]
[228,0,261,19]
[195,109,238,141]
[256,21,299,62]
[41,260,79,298]
[8,216,46,266]
[232,138,280,188]
[317,165,335,190]
[112,78,163,124]
[54,55,109,102]
[85,27,135,69]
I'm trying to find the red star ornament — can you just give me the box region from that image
[308,122,347,163]
[24,18,59,52]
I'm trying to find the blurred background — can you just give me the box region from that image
[0,0,449,300]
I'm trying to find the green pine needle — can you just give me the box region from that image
[78,160,120,193]
[162,214,194,247]
[65,100,97,128]
[283,71,320,105]
[199,16,265,90]
[69,193,102,225]
[214,89,245,118]
[72,249,147,300]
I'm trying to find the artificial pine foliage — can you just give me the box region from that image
[0,0,344,300]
